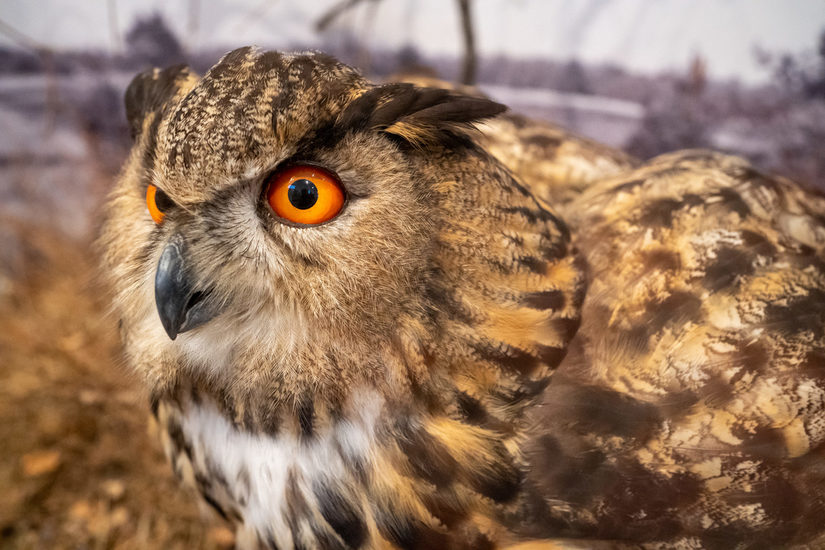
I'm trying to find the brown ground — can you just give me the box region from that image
[0,216,233,548]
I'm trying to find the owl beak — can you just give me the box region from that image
[154,234,218,340]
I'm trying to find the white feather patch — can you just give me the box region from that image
[178,391,384,548]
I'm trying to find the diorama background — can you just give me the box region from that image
[1,2,823,547]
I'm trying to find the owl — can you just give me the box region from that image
[99,47,825,549]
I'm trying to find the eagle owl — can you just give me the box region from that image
[99,47,825,549]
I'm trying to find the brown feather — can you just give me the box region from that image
[100,49,825,549]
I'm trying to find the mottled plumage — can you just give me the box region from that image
[99,48,825,549]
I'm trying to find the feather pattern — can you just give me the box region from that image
[100,48,825,549]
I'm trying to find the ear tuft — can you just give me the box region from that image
[124,64,194,140]
[338,83,506,147]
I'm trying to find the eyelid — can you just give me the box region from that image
[265,164,345,226]
[146,184,166,224]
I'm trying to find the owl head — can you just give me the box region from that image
[99,47,582,409]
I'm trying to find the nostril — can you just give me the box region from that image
[184,290,209,312]
[178,288,218,335]
[186,290,209,312]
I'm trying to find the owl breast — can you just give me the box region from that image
[156,390,385,550]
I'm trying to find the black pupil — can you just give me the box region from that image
[287,179,319,210]
[155,188,174,212]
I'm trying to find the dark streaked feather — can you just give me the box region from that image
[124,64,193,139]
[337,83,506,147]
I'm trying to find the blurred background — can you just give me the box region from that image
[1,1,824,548]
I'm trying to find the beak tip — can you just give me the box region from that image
[158,313,179,340]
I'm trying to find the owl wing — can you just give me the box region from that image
[476,113,637,211]
[522,150,825,547]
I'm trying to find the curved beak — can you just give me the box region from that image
[154,234,218,340]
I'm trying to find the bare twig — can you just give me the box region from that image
[187,0,201,52]
[0,16,50,52]
[315,0,373,32]
[107,0,122,53]
[231,0,278,33]
[355,0,381,73]
[0,17,60,130]
[456,0,477,85]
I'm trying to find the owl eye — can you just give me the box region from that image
[146,184,174,225]
[265,165,345,225]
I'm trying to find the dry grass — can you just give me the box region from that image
[0,216,232,548]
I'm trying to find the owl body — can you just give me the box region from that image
[100,48,825,549]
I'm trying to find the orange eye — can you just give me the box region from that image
[265,165,345,225]
[146,184,173,225]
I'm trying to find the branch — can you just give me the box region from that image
[315,0,374,32]
[456,0,477,85]
[0,16,52,54]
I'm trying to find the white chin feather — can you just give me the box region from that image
[173,302,308,377]
[180,391,384,548]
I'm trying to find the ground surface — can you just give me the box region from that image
[0,212,233,549]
